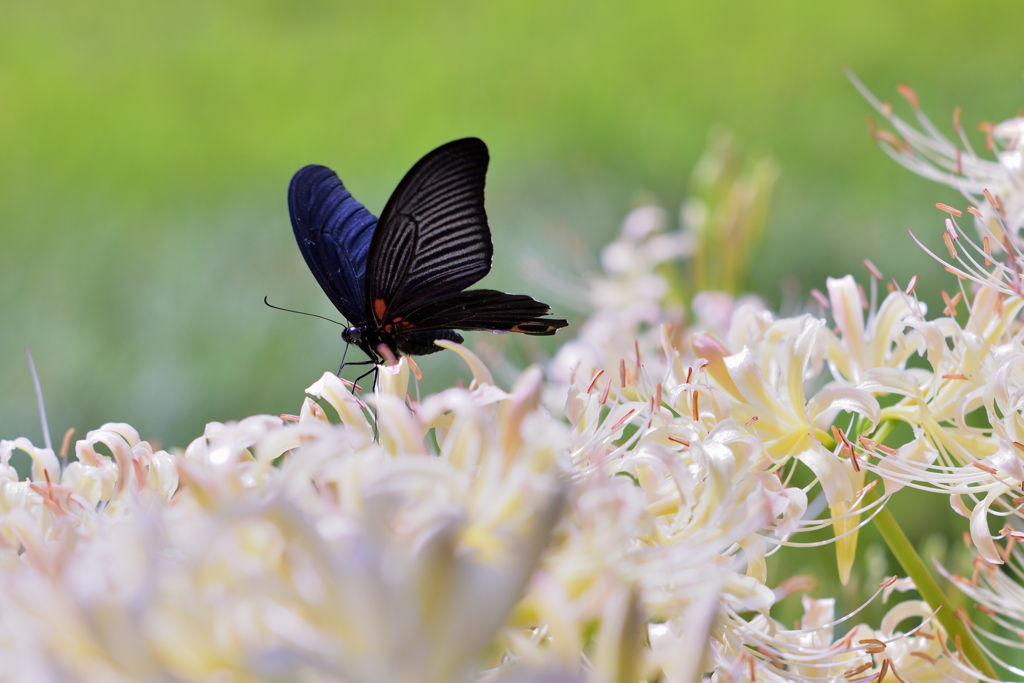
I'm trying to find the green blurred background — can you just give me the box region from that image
[2,0,1022,449]
[3,0,1023,644]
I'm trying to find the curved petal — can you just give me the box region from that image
[796,442,853,507]
[435,338,495,387]
[306,372,374,444]
[969,484,1009,564]
[827,275,867,375]
[806,382,880,431]
[856,367,925,400]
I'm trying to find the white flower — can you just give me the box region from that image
[0,355,568,683]
[850,69,1024,241]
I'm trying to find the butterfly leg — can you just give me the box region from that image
[337,343,375,377]
[341,361,376,392]
[371,365,379,441]
[352,365,377,392]
[348,364,381,440]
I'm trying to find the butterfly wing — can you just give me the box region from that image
[398,289,569,335]
[288,164,377,325]
[364,138,492,326]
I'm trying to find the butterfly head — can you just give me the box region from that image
[341,326,363,346]
[342,325,396,365]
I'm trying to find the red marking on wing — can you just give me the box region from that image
[373,298,387,321]
[511,322,553,333]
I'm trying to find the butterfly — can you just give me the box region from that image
[288,137,568,372]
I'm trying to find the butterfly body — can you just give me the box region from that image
[289,138,567,367]
[341,325,464,360]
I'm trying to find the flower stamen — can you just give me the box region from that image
[941,290,961,316]
[810,288,830,308]
[943,232,958,259]
[905,275,917,295]
[897,83,919,109]
[983,188,1002,212]
[844,661,873,677]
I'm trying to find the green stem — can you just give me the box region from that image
[864,485,997,678]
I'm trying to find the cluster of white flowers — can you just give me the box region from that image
[4,84,1024,682]
[0,351,569,682]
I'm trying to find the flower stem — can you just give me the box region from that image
[864,485,996,678]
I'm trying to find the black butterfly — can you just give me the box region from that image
[288,137,568,371]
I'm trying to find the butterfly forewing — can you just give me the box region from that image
[365,138,492,324]
[288,165,378,325]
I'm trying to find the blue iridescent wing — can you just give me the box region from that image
[288,164,377,325]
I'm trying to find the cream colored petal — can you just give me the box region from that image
[969,484,1008,564]
[856,366,926,399]
[827,275,867,374]
[372,393,425,456]
[434,338,495,387]
[306,372,374,444]
[724,347,791,418]
[796,443,854,507]
[5,438,60,485]
[377,356,411,399]
[806,383,880,431]
[865,291,917,369]
[830,458,865,586]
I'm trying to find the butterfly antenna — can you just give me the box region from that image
[25,349,54,456]
[263,296,344,325]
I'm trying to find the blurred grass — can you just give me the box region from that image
[1,2,1022,448]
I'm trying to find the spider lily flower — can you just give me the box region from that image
[694,313,880,463]
[692,308,890,584]
[698,588,963,681]
[823,275,923,383]
[548,132,775,419]
[849,69,1024,243]
[848,73,1024,673]
[934,541,1024,680]
[903,204,1024,307]
[553,313,920,675]
[0,355,570,682]
[0,309,962,680]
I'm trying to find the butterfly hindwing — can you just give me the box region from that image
[288,164,378,325]
[398,289,568,335]
[365,138,493,324]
